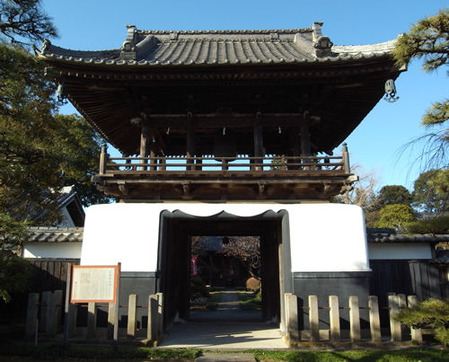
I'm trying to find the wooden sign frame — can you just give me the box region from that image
[70,265,120,303]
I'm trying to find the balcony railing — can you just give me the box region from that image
[99,152,350,176]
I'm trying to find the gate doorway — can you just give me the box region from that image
[189,235,262,322]
[158,210,290,333]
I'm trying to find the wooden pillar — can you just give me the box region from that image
[300,111,312,156]
[186,114,195,171]
[149,149,156,171]
[329,295,340,341]
[253,114,264,171]
[369,295,382,342]
[139,124,149,171]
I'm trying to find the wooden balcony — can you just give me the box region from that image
[94,148,357,201]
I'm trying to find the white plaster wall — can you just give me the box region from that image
[368,243,432,260]
[23,242,82,259]
[81,203,369,273]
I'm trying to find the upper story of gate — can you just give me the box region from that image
[37,23,404,202]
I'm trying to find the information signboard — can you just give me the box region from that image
[71,265,119,303]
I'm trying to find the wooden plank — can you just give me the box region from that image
[329,295,340,341]
[349,296,361,342]
[308,295,319,341]
[127,294,137,339]
[369,295,381,342]
[408,295,422,344]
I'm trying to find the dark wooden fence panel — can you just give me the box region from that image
[370,260,441,304]
[28,258,80,293]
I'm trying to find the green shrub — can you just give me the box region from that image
[396,298,449,345]
[406,215,449,234]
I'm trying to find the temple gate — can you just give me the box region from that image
[38,22,404,337]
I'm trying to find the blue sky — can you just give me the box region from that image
[42,0,447,191]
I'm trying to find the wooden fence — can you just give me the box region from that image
[285,293,423,344]
[26,291,163,344]
[26,291,427,345]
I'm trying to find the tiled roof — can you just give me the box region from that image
[367,228,449,243]
[27,227,83,243]
[37,23,397,67]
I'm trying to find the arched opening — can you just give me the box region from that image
[157,210,290,333]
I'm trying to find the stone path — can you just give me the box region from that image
[159,289,287,350]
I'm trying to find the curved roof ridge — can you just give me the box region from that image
[42,42,120,59]
[137,28,312,36]
[333,39,397,54]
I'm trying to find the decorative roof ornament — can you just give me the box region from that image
[312,22,333,57]
[384,79,399,103]
[120,25,137,60]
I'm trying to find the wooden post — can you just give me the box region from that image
[408,295,422,344]
[389,295,402,342]
[186,117,195,171]
[253,116,264,171]
[69,304,77,338]
[147,294,158,341]
[156,292,163,340]
[64,263,72,344]
[40,291,50,333]
[26,293,39,338]
[349,296,361,342]
[107,301,115,340]
[369,295,381,342]
[309,295,319,341]
[286,293,299,341]
[329,295,340,341]
[127,294,137,339]
[149,150,156,172]
[99,144,108,175]
[342,143,350,173]
[113,263,121,345]
[87,302,97,339]
[300,111,312,157]
[398,294,409,338]
[50,290,63,337]
[46,292,58,336]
